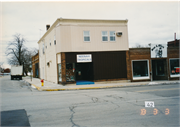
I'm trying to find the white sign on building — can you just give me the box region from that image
[151,44,167,58]
[77,54,92,63]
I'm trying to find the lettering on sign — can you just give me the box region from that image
[145,101,155,107]
[151,44,167,58]
[77,54,92,63]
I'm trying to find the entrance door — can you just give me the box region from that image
[75,63,93,81]
[152,59,168,80]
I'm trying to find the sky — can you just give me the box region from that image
[0,1,180,68]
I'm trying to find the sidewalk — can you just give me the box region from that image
[23,76,180,91]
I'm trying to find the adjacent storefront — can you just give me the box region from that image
[128,43,179,82]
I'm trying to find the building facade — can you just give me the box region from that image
[127,41,179,82]
[32,53,39,78]
[38,18,129,84]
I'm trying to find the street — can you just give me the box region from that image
[1,76,180,127]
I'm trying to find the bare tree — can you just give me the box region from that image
[23,48,38,75]
[6,33,27,66]
[133,43,150,48]
[6,33,38,75]
[0,62,4,67]
[30,47,38,56]
[135,43,144,48]
[0,62,4,73]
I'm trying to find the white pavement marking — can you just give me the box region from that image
[31,85,36,89]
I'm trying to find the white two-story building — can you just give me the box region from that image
[38,18,129,84]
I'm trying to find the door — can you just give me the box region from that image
[152,59,168,80]
[75,63,93,81]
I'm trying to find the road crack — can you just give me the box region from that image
[92,97,98,103]
[106,94,124,100]
[69,105,80,127]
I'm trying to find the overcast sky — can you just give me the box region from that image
[1,1,180,68]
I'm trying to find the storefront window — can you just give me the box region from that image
[66,63,75,81]
[58,64,62,82]
[170,59,180,77]
[132,60,149,80]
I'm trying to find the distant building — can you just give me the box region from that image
[3,68,11,73]
[32,53,39,78]
[0,67,2,72]
[168,39,179,47]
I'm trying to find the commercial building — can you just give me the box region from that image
[38,18,129,84]
[38,18,179,84]
[127,39,179,82]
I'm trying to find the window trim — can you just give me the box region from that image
[109,31,116,42]
[132,59,150,80]
[169,58,180,78]
[102,31,108,42]
[83,31,90,42]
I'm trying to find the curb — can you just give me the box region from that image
[32,83,149,91]
[22,79,180,91]
[31,84,41,91]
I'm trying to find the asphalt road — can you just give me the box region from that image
[1,76,179,127]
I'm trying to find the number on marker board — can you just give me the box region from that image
[145,101,155,107]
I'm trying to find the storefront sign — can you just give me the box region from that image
[77,54,92,63]
[151,44,167,58]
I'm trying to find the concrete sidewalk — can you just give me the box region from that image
[23,76,180,91]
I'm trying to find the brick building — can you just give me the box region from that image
[127,40,179,82]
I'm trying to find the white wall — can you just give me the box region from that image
[55,19,129,53]
[57,25,129,53]
[39,28,58,83]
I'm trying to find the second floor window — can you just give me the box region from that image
[102,31,108,41]
[54,35,56,45]
[110,31,116,41]
[83,31,90,42]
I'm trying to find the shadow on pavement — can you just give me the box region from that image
[1,109,30,126]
